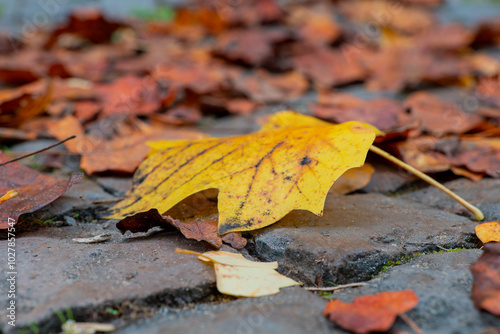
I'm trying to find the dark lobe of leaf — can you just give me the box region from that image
[116,208,174,234]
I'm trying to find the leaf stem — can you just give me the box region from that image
[369,145,484,221]
[0,190,19,204]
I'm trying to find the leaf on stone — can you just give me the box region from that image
[405,91,483,136]
[471,242,500,316]
[0,151,83,229]
[323,290,419,334]
[475,222,500,244]
[106,111,378,234]
[176,248,300,297]
[116,207,246,249]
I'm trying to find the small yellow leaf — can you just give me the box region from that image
[177,249,300,297]
[106,111,378,234]
[475,222,500,243]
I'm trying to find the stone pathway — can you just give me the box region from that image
[2,173,500,333]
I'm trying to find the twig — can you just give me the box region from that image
[369,145,484,221]
[304,282,368,292]
[399,313,426,334]
[0,136,76,167]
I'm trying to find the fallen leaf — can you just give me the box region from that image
[176,248,299,297]
[116,207,246,249]
[230,70,308,104]
[207,0,283,26]
[471,242,500,316]
[97,74,163,117]
[311,91,407,131]
[287,6,341,46]
[339,0,434,35]
[450,166,484,181]
[293,47,367,88]
[405,91,483,136]
[323,290,419,334]
[397,136,452,173]
[44,8,126,48]
[330,164,375,195]
[0,79,53,127]
[364,46,470,91]
[215,27,289,66]
[106,112,378,234]
[475,222,500,243]
[0,151,83,229]
[48,116,204,174]
[72,233,111,244]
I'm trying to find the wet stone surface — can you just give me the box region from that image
[250,193,478,285]
[114,250,499,334]
[332,250,500,334]
[0,224,216,333]
[115,287,336,334]
[400,178,500,222]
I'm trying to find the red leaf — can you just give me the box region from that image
[0,152,82,229]
[324,290,419,334]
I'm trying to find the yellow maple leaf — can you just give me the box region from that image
[176,248,300,297]
[106,111,377,233]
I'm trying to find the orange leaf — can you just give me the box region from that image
[475,222,500,243]
[323,290,419,334]
[471,243,500,316]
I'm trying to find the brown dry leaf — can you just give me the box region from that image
[47,116,205,174]
[177,249,299,297]
[475,222,500,244]
[44,7,126,48]
[338,0,434,35]
[293,47,367,88]
[0,151,83,229]
[205,0,283,26]
[0,79,53,127]
[116,207,246,249]
[471,242,500,316]
[287,6,340,46]
[153,57,225,95]
[455,137,500,178]
[477,77,500,108]
[323,290,419,334]
[311,91,407,131]
[450,166,484,181]
[226,98,257,115]
[97,74,163,118]
[215,27,289,66]
[364,46,470,91]
[405,91,483,136]
[415,23,473,51]
[230,70,308,104]
[330,164,375,195]
[397,136,452,173]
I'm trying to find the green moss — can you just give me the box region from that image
[432,247,468,254]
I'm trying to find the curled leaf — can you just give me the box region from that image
[177,248,300,297]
